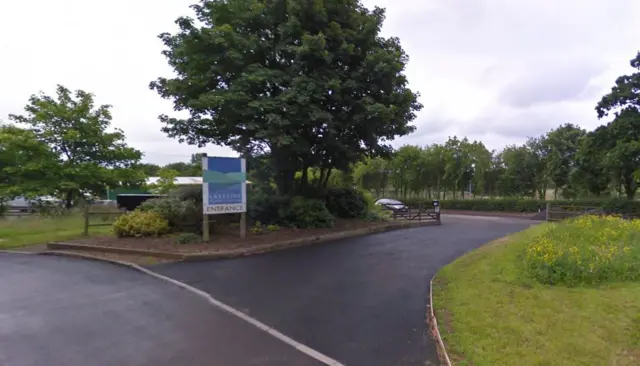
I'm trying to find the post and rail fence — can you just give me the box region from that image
[83,203,124,236]
[545,203,640,222]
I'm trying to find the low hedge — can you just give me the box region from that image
[399,198,640,213]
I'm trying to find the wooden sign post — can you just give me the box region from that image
[202,156,247,241]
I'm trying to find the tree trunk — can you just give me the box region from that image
[298,164,309,194]
[624,179,636,200]
[271,149,297,196]
[65,190,74,209]
[322,168,332,188]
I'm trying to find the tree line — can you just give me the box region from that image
[151,0,639,201]
[1,0,638,207]
[356,77,640,200]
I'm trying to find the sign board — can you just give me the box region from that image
[202,157,246,214]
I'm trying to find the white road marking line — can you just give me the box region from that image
[7,250,345,365]
[132,264,346,366]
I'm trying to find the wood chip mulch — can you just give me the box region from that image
[67,219,391,254]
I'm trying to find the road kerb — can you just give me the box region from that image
[429,274,452,366]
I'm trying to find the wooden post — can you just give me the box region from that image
[83,204,90,236]
[202,213,210,242]
[545,202,550,222]
[201,152,209,242]
[240,212,246,239]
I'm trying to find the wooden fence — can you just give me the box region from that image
[0,211,39,218]
[545,203,640,222]
[83,204,124,236]
[382,203,441,224]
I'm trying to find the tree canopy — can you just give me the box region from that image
[6,85,143,206]
[0,124,59,199]
[151,0,422,196]
[593,51,640,198]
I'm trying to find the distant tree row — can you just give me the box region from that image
[354,52,640,200]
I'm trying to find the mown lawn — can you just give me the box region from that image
[433,223,640,366]
[0,214,113,249]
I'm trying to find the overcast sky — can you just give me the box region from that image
[1,0,638,165]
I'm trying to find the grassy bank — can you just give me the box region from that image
[0,214,112,249]
[433,217,640,365]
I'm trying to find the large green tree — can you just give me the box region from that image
[353,157,390,197]
[572,131,610,197]
[0,124,59,200]
[596,51,640,119]
[499,144,540,198]
[151,0,422,196]
[9,85,144,207]
[139,163,162,177]
[544,124,585,198]
[594,51,640,199]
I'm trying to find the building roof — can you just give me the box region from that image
[146,177,202,185]
[146,177,252,185]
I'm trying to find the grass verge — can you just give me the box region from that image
[433,221,640,366]
[0,214,112,249]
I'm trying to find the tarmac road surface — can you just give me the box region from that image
[0,253,324,366]
[152,215,535,366]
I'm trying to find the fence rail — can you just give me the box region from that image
[382,203,441,224]
[83,204,124,236]
[0,211,39,217]
[545,203,640,222]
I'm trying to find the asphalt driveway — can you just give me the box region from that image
[151,215,535,366]
[0,253,324,366]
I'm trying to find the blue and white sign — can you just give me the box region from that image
[202,157,246,214]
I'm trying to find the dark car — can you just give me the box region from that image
[374,198,409,212]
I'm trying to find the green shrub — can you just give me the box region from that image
[323,188,367,218]
[524,215,640,285]
[248,195,291,225]
[249,222,279,235]
[174,232,201,244]
[138,197,200,232]
[266,224,280,232]
[250,221,265,235]
[360,210,390,222]
[170,185,202,203]
[278,196,335,228]
[113,211,170,237]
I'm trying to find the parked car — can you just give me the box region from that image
[7,197,35,212]
[374,198,408,212]
[34,196,63,207]
[7,196,65,212]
